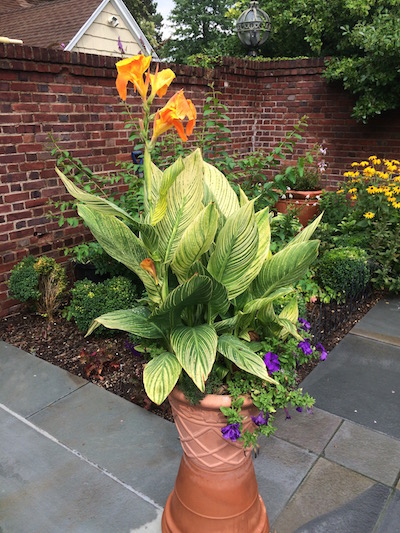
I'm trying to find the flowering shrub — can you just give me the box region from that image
[335,156,400,292]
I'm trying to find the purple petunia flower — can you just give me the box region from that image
[264,352,280,373]
[316,342,327,361]
[221,422,241,441]
[124,340,142,357]
[296,406,303,413]
[298,339,313,356]
[284,407,291,420]
[251,411,269,426]
[298,317,311,332]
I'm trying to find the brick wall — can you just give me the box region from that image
[1,44,400,317]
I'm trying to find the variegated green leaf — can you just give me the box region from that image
[217,335,278,384]
[239,186,250,206]
[187,261,230,320]
[143,352,182,405]
[242,287,295,315]
[85,307,164,339]
[150,274,213,327]
[56,167,159,256]
[155,150,204,264]
[208,201,259,299]
[277,317,303,341]
[243,206,272,285]
[203,161,239,223]
[56,167,135,223]
[151,157,184,225]
[77,205,160,303]
[278,299,300,340]
[171,324,218,391]
[171,203,219,282]
[253,240,319,299]
[214,315,241,334]
[287,212,323,247]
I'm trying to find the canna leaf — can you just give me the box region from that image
[86,307,164,339]
[143,352,182,405]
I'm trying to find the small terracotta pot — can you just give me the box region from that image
[275,189,322,227]
[162,388,269,533]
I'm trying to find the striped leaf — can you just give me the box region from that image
[252,240,319,299]
[171,324,218,391]
[155,150,204,264]
[207,201,259,299]
[203,161,239,223]
[188,261,230,320]
[243,206,272,285]
[56,167,159,256]
[217,335,278,384]
[143,352,182,405]
[287,212,323,247]
[151,157,184,225]
[239,187,250,206]
[278,299,301,340]
[85,307,164,339]
[242,287,295,315]
[277,317,303,341]
[77,205,160,303]
[150,274,213,328]
[171,203,219,282]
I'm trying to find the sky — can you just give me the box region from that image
[155,0,175,38]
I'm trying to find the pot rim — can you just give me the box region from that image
[170,387,254,410]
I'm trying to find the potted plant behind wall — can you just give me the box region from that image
[275,144,327,226]
[57,55,323,533]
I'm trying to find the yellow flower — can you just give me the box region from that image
[336,188,344,194]
[149,67,176,99]
[394,176,400,183]
[367,186,377,194]
[360,161,369,167]
[387,196,396,203]
[350,195,357,200]
[351,162,360,167]
[368,155,377,161]
[115,54,152,101]
[151,90,196,143]
[364,212,375,219]
[394,202,400,209]
[348,187,357,194]
[363,166,376,177]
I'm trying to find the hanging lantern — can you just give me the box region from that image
[236,1,271,54]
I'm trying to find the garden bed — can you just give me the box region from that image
[0,291,380,422]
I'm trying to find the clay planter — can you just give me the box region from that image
[275,189,322,227]
[162,388,269,533]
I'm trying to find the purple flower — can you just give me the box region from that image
[117,36,125,54]
[316,342,327,361]
[296,406,303,413]
[221,422,241,441]
[251,411,269,426]
[298,317,311,332]
[264,352,280,373]
[124,340,142,357]
[298,339,313,356]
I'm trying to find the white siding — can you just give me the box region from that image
[73,4,141,57]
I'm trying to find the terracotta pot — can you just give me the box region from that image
[275,189,322,227]
[162,388,269,533]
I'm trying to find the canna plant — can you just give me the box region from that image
[57,54,321,415]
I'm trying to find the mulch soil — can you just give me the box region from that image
[1,292,381,422]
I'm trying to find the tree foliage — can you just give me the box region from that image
[160,0,236,63]
[122,0,163,46]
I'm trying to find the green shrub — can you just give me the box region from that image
[316,247,370,298]
[8,255,40,303]
[66,276,139,335]
[8,255,68,319]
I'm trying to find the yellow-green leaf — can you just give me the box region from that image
[143,352,182,405]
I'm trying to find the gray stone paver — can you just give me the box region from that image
[375,490,400,533]
[324,420,400,486]
[271,458,383,533]
[29,381,182,506]
[351,296,400,346]
[0,407,161,533]
[273,407,342,454]
[0,341,86,417]
[255,435,317,523]
[302,334,400,439]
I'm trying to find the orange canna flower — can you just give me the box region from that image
[149,68,176,99]
[115,54,151,101]
[140,258,158,284]
[151,90,196,143]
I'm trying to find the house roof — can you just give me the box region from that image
[0,0,157,56]
[0,0,101,48]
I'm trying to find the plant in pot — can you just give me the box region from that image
[56,55,323,533]
[275,144,327,226]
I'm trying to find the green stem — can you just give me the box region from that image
[143,148,153,220]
